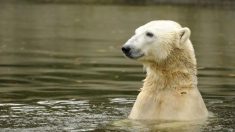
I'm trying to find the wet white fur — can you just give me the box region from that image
[123,20,208,120]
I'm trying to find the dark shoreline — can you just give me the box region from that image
[2,0,235,6]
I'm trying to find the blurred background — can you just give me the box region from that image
[0,0,234,131]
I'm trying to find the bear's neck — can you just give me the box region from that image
[142,48,197,92]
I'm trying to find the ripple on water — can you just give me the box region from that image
[109,98,135,104]
[37,100,89,106]
[0,98,132,131]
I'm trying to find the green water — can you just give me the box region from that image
[0,2,234,131]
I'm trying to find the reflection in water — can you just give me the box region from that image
[0,1,234,131]
[110,119,207,132]
[0,98,133,131]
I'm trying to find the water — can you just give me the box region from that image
[0,1,234,131]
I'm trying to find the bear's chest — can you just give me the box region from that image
[130,89,191,120]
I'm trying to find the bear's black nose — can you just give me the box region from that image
[122,46,131,54]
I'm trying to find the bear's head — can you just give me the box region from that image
[122,20,191,63]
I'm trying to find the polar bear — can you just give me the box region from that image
[121,20,208,120]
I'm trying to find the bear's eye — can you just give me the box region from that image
[146,32,154,37]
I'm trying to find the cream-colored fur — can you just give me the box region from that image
[122,20,208,120]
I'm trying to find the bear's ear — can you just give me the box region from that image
[178,27,191,44]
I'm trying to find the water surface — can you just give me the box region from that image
[0,2,234,131]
